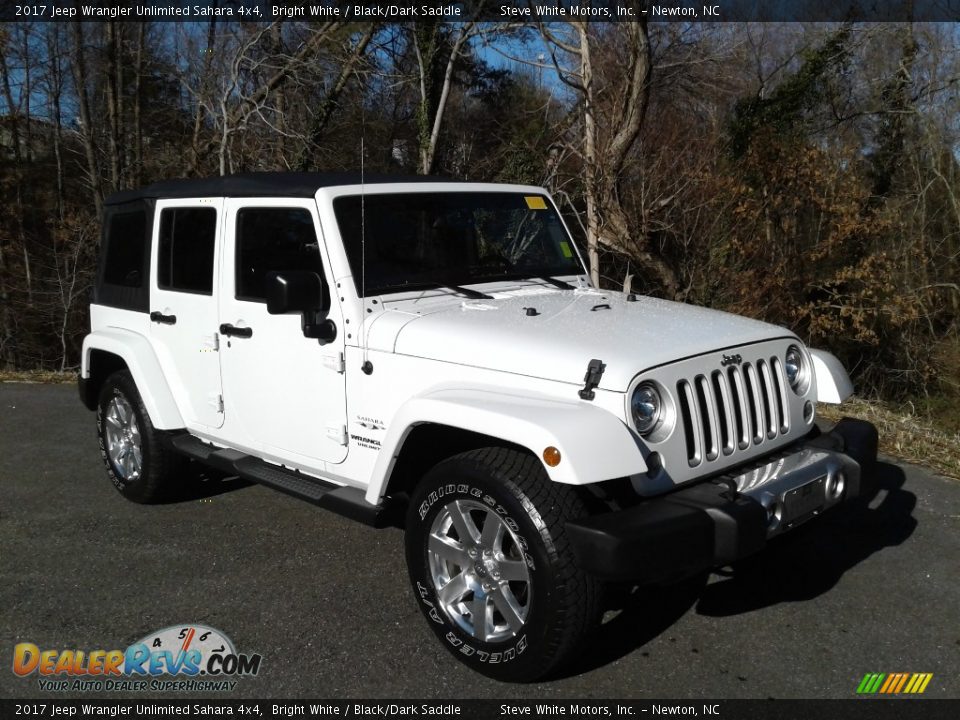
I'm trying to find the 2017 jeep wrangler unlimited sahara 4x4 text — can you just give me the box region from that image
[79,172,878,682]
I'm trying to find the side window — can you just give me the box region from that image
[157,207,217,294]
[103,211,147,287]
[235,207,328,305]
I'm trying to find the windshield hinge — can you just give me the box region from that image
[578,359,606,401]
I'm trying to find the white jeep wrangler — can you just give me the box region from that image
[79,172,878,681]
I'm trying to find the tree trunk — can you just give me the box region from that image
[189,18,219,175]
[133,22,145,187]
[421,23,475,175]
[577,23,600,287]
[105,22,123,191]
[70,23,104,215]
[0,32,32,306]
[47,25,66,220]
[296,24,375,171]
[550,17,675,296]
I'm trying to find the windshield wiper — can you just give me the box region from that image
[538,276,576,290]
[439,282,493,300]
[371,281,492,300]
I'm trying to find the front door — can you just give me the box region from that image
[218,199,348,468]
[150,200,224,429]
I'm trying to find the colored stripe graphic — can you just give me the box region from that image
[857,673,932,694]
[879,674,895,693]
[893,673,909,693]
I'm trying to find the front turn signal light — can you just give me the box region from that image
[543,446,561,467]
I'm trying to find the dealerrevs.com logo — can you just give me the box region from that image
[12,624,263,692]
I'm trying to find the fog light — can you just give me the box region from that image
[543,446,561,467]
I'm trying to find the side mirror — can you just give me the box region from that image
[266,271,323,315]
[265,271,336,343]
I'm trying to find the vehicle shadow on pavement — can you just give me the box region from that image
[160,462,253,503]
[695,460,915,615]
[560,573,708,679]
[562,460,916,677]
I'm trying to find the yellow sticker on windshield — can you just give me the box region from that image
[525,196,547,210]
[559,241,573,258]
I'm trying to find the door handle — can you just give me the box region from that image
[219,323,253,339]
[150,311,177,325]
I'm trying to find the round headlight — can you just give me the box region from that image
[631,382,662,435]
[785,344,809,394]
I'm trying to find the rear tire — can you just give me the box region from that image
[405,447,601,682]
[96,370,185,503]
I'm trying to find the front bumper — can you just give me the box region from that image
[566,418,878,583]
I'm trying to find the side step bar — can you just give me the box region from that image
[169,434,393,528]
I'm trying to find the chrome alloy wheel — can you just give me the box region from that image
[104,394,143,482]
[427,499,532,643]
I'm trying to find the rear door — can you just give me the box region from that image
[217,199,348,467]
[149,199,225,429]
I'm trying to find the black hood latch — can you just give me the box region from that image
[578,359,606,401]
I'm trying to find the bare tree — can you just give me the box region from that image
[296,24,377,171]
[181,22,342,175]
[541,15,678,295]
[70,22,105,214]
[411,21,478,175]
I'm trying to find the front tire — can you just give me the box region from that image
[96,370,185,503]
[405,447,601,681]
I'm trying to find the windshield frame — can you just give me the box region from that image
[329,187,588,299]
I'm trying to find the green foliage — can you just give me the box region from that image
[704,24,959,400]
[727,24,852,158]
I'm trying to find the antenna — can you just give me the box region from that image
[360,107,372,375]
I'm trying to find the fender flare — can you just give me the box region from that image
[809,348,853,404]
[365,386,645,505]
[81,329,184,430]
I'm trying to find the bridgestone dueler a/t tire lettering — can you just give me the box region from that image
[405,447,602,682]
[96,370,185,504]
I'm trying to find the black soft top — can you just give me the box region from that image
[105,171,456,205]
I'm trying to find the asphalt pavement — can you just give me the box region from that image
[1,383,957,699]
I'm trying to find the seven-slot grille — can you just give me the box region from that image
[676,356,791,467]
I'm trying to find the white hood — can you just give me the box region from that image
[363,287,795,392]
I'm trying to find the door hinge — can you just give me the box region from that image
[208,393,224,414]
[322,351,345,374]
[326,423,348,446]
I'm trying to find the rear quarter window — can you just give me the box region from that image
[103,211,147,287]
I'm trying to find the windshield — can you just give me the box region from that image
[333,192,584,297]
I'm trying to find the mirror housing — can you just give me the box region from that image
[265,271,336,343]
[266,271,323,315]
